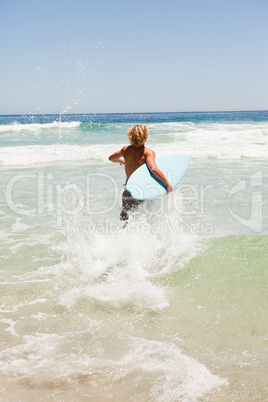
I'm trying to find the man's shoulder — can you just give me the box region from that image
[144,148,155,157]
[121,145,129,153]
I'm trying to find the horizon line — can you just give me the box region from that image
[0,109,268,117]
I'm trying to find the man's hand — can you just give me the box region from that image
[166,183,173,194]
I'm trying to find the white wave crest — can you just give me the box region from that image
[153,142,268,159]
[0,121,81,132]
[0,144,110,166]
[0,138,267,167]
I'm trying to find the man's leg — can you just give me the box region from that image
[120,190,143,222]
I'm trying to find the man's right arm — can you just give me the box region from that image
[108,146,127,165]
[146,150,173,193]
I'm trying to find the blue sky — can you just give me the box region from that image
[0,0,267,114]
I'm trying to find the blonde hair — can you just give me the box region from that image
[127,124,149,147]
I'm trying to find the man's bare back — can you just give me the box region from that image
[109,144,173,193]
[121,145,149,181]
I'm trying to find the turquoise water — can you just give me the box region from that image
[0,112,267,400]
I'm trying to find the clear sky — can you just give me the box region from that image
[1,0,268,114]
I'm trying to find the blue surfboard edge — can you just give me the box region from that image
[126,154,192,201]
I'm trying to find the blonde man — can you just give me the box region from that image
[109,124,173,222]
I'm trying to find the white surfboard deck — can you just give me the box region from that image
[126,154,192,201]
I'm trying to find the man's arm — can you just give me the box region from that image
[146,150,173,194]
[108,146,127,165]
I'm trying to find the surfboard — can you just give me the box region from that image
[126,154,192,201]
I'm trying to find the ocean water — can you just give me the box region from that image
[0,111,267,401]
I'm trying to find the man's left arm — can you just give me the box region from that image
[146,150,173,193]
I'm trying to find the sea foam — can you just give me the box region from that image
[0,121,81,132]
[0,144,108,166]
[0,140,267,167]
